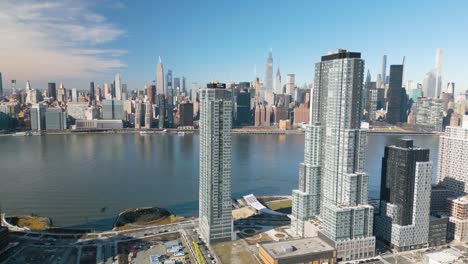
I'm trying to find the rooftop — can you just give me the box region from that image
[260,237,334,259]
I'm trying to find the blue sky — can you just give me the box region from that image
[1,0,467,94]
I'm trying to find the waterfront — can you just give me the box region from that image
[0,133,440,230]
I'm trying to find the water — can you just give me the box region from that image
[0,133,439,230]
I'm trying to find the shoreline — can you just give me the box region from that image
[0,127,439,136]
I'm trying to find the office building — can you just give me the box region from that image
[274,68,282,94]
[157,94,166,128]
[134,100,144,129]
[413,97,444,131]
[381,55,387,86]
[166,70,173,92]
[57,83,66,103]
[291,50,375,261]
[386,65,404,124]
[115,73,122,100]
[47,82,57,100]
[45,107,67,130]
[182,76,187,94]
[30,103,47,131]
[259,237,336,264]
[103,83,110,99]
[89,82,95,102]
[167,87,174,128]
[437,125,468,196]
[375,139,432,251]
[75,120,123,130]
[235,90,251,126]
[156,56,164,95]
[71,88,78,102]
[435,48,443,98]
[146,84,156,104]
[174,77,181,90]
[144,101,152,128]
[199,82,233,244]
[264,49,273,91]
[285,74,295,96]
[423,70,437,98]
[179,102,194,126]
[102,99,124,120]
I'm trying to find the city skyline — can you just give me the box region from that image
[0,0,467,93]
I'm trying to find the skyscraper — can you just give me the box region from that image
[386,65,404,124]
[144,101,152,128]
[89,82,95,102]
[437,124,468,196]
[376,139,432,251]
[182,76,187,94]
[264,49,273,91]
[423,70,437,98]
[57,83,66,103]
[274,68,282,94]
[156,56,164,95]
[115,73,122,100]
[199,82,233,244]
[48,82,57,100]
[166,70,173,92]
[0,72,3,98]
[292,50,375,261]
[134,100,143,129]
[381,55,387,85]
[285,74,295,96]
[435,48,443,98]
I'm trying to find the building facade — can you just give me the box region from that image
[291,50,375,261]
[375,139,432,251]
[437,126,468,196]
[413,97,444,132]
[198,83,233,244]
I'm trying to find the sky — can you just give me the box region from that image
[1,0,467,94]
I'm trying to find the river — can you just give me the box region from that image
[0,133,440,230]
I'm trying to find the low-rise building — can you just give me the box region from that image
[74,120,123,130]
[259,237,336,264]
[279,119,291,130]
[428,215,448,247]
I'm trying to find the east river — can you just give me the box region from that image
[0,133,440,230]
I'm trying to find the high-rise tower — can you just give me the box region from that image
[0,72,3,98]
[376,139,432,251]
[48,83,57,100]
[115,73,122,100]
[435,48,443,98]
[199,82,233,244]
[274,68,282,94]
[89,82,95,102]
[156,56,165,95]
[386,65,404,124]
[381,55,387,85]
[264,49,273,91]
[292,50,375,261]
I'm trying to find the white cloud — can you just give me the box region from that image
[0,0,127,82]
